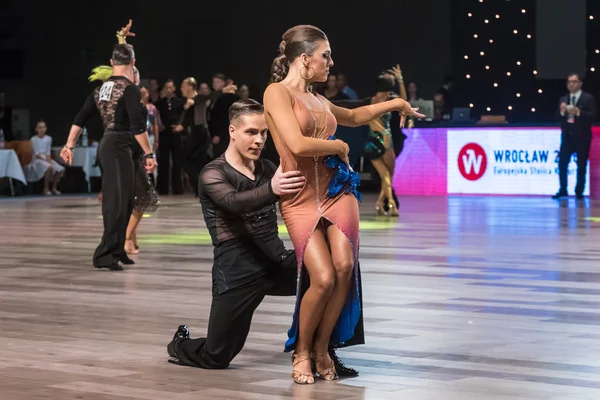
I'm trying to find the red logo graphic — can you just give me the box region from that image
[458,143,487,181]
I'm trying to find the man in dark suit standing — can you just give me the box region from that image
[155,79,186,195]
[207,73,239,159]
[553,73,597,199]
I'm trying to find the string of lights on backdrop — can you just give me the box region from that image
[587,0,600,86]
[451,0,598,123]
[451,0,538,122]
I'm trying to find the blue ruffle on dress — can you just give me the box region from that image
[324,136,362,202]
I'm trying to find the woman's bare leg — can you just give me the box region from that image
[292,226,336,383]
[383,143,399,208]
[125,210,143,254]
[312,223,354,377]
[371,158,386,213]
[371,158,397,215]
[383,147,396,177]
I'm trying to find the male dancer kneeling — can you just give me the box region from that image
[167,99,358,377]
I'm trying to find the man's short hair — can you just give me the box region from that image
[229,99,264,123]
[111,44,135,66]
[213,72,226,81]
[183,77,198,90]
[568,73,582,81]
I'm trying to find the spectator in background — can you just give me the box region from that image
[180,77,212,196]
[207,73,239,158]
[148,78,161,104]
[407,81,423,103]
[140,86,160,152]
[0,92,14,141]
[336,73,358,100]
[25,120,65,195]
[437,74,454,115]
[199,82,211,96]
[155,79,186,194]
[237,84,250,101]
[324,74,349,101]
[433,93,449,120]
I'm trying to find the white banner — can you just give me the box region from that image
[447,128,590,195]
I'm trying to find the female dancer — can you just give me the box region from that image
[264,25,424,384]
[334,71,405,216]
[364,74,400,216]
[117,21,160,254]
[124,84,160,254]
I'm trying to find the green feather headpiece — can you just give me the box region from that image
[89,65,113,82]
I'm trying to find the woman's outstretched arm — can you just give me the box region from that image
[322,95,424,128]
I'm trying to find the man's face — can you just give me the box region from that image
[199,83,211,95]
[213,77,225,92]
[229,113,268,161]
[149,79,159,92]
[164,81,176,97]
[567,75,582,93]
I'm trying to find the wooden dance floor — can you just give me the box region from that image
[2,194,600,399]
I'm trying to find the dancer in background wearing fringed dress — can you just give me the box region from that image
[124,81,160,255]
[333,73,402,217]
[118,22,161,255]
[264,25,424,384]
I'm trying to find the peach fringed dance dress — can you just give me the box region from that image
[273,86,364,352]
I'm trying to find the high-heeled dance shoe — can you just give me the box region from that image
[314,352,338,381]
[387,202,399,217]
[167,325,190,363]
[292,353,315,384]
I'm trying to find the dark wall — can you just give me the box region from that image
[2,0,451,142]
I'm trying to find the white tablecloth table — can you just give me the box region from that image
[0,149,27,196]
[52,147,101,192]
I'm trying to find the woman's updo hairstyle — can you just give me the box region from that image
[270,25,328,83]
